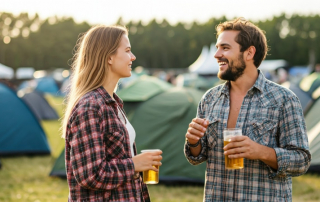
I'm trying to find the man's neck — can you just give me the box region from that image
[229,66,259,95]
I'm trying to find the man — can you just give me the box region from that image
[184,18,311,202]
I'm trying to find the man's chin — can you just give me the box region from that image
[217,72,228,81]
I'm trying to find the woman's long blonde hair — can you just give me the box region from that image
[62,25,128,138]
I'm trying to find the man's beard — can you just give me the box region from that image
[218,52,246,81]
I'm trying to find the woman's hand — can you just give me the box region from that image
[132,150,162,172]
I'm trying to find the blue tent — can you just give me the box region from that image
[0,83,51,156]
[18,77,61,95]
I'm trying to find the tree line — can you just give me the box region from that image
[0,12,319,71]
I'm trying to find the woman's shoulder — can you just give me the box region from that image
[70,89,108,119]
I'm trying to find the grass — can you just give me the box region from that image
[0,94,320,201]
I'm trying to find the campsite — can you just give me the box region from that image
[1,68,320,201]
[1,4,320,201]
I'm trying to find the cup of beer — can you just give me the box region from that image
[141,149,161,184]
[223,128,244,170]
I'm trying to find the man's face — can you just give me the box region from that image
[214,31,246,81]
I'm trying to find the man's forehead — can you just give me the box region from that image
[216,31,239,45]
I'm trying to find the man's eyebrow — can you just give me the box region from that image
[220,43,231,47]
[216,43,231,48]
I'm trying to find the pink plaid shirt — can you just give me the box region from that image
[65,87,150,202]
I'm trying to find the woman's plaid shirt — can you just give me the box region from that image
[185,71,311,202]
[65,87,150,202]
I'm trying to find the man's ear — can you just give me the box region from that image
[246,46,256,61]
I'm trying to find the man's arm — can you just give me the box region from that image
[224,95,311,177]
[224,137,278,169]
[184,118,209,165]
[186,118,208,157]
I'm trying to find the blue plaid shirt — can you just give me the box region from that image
[185,70,311,202]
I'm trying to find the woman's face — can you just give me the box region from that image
[109,34,136,79]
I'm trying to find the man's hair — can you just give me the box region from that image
[216,17,268,68]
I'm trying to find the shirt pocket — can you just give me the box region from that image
[206,118,221,148]
[248,119,277,146]
[106,130,126,158]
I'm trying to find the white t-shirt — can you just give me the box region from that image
[117,106,136,157]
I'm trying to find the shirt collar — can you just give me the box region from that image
[252,69,266,93]
[96,86,124,107]
[219,69,266,96]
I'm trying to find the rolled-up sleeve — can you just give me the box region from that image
[268,95,311,178]
[184,137,208,165]
[68,108,135,190]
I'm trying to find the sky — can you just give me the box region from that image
[1,0,320,25]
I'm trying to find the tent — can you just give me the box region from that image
[0,63,14,79]
[0,83,51,156]
[258,59,288,72]
[176,73,222,91]
[305,98,320,173]
[18,76,61,95]
[117,75,173,101]
[123,87,207,183]
[281,81,313,114]
[299,72,320,100]
[19,90,59,120]
[16,67,35,79]
[50,149,66,177]
[51,77,207,183]
[189,44,219,75]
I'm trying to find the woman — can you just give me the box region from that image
[62,25,162,202]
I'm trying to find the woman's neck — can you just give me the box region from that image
[102,77,119,99]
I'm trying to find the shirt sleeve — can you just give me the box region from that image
[184,97,209,165]
[68,107,135,190]
[268,95,311,179]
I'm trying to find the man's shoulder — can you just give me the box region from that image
[202,83,225,100]
[263,79,298,105]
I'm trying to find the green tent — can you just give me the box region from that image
[123,87,206,183]
[299,72,320,100]
[306,98,320,173]
[117,75,172,101]
[50,77,206,183]
[50,149,66,177]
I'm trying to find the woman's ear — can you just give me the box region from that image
[108,56,113,65]
[246,46,256,60]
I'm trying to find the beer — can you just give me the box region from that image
[224,140,244,169]
[141,149,161,184]
[143,165,159,184]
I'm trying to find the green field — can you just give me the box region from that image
[0,95,320,201]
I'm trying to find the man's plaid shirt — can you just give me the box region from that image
[65,87,150,202]
[185,71,311,202]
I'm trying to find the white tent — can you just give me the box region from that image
[16,67,35,79]
[0,63,14,79]
[189,46,209,73]
[258,59,288,71]
[189,43,219,75]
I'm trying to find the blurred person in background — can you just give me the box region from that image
[184,18,310,201]
[315,63,320,72]
[62,25,162,202]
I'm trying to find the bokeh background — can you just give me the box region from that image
[1,1,320,201]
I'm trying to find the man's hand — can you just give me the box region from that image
[185,118,209,144]
[223,136,261,160]
[223,136,278,169]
